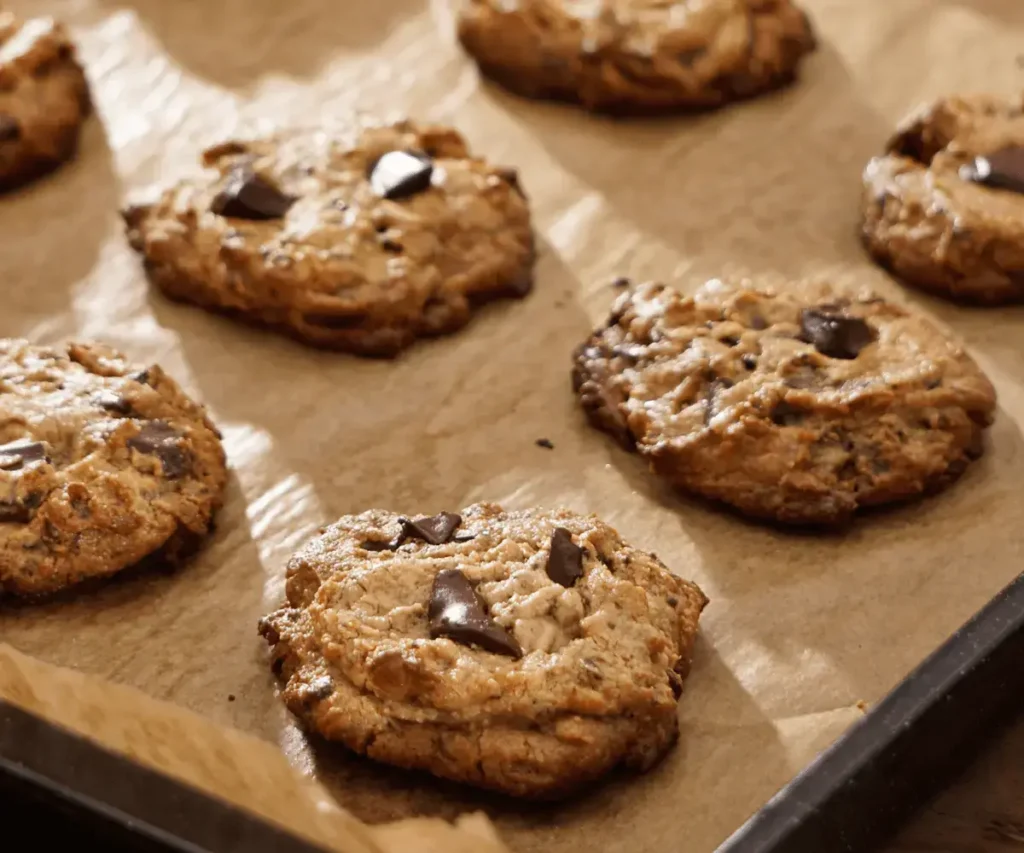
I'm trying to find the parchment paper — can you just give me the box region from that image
[1,1,1023,851]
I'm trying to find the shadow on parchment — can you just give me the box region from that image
[0,117,119,339]
[95,0,426,90]
[302,641,788,853]
[476,42,890,290]
[936,0,1024,25]
[0,473,281,732]
[586,399,1024,714]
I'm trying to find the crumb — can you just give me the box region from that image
[611,276,631,289]
[228,694,236,702]
[535,438,554,449]
[855,699,868,713]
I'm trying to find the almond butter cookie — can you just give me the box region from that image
[0,13,91,191]
[123,119,534,356]
[573,279,997,524]
[259,502,706,798]
[0,340,227,597]
[863,94,1024,303]
[457,0,816,114]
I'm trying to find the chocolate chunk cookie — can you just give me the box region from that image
[457,0,816,114]
[0,13,91,192]
[573,279,997,525]
[259,503,707,798]
[123,119,535,356]
[0,340,227,597]
[862,94,1024,304]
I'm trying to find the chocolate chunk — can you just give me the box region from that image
[428,569,523,658]
[0,115,21,142]
[771,400,805,427]
[611,276,632,289]
[535,438,554,449]
[0,440,48,471]
[0,502,30,523]
[96,391,133,416]
[495,166,526,198]
[961,146,1024,195]
[211,166,295,220]
[453,532,477,543]
[667,596,679,607]
[546,528,584,587]
[799,308,876,360]
[398,512,462,546]
[370,151,434,200]
[305,676,334,700]
[361,539,395,552]
[127,422,189,478]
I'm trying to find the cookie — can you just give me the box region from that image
[258,502,707,798]
[456,0,816,114]
[122,119,535,357]
[862,94,1024,304]
[0,340,227,597]
[573,279,997,525]
[0,13,91,192]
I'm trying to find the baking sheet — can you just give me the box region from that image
[1,1,1024,851]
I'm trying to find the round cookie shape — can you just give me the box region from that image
[0,340,227,597]
[573,279,997,525]
[862,94,1024,304]
[456,0,816,114]
[122,119,535,357]
[0,13,91,191]
[258,502,707,798]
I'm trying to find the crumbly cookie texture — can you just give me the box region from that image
[122,120,535,357]
[862,94,1024,304]
[259,502,707,798]
[0,340,227,597]
[573,279,997,525]
[457,0,816,114]
[0,13,91,191]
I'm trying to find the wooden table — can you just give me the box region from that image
[885,716,1024,852]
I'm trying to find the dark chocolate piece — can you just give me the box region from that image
[361,539,395,552]
[771,400,806,426]
[127,422,189,478]
[211,167,295,220]
[369,151,434,200]
[428,569,523,658]
[535,438,554,449]
[0,502,31,523]
[0,440,48,472]
[961,146,1024,195]
[398,512,462,546]
[0,115,21,142]
[495,166,526,198]
[800,308,876,360]
[611,276,632,289]
[96,392,133,416]
[546,527,584,587]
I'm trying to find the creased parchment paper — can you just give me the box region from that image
[0,644,509,853]
[1,1,1023,851]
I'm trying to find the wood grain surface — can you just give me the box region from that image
[885,715,1024,852]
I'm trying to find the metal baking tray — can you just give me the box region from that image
[3,569,1021,853]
